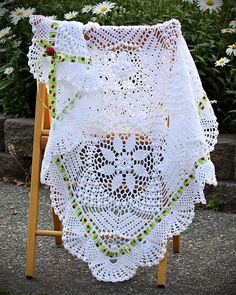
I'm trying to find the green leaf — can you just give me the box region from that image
[0,80,14,91]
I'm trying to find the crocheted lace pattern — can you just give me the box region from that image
[28,15,218,282]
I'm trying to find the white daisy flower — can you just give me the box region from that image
[64,11,78,20]
[0,8,7,17]
[92,1,116,15]
[45,15,57,21]
[12,40,21,48]
[4,66,14,75]
[221,28,236,34]
[229,19,236,29]
[226,44,236,56]
[0,27,11,39]
[215,57,230,67]
[81,5,93,13]
[10,7,35,24]
[210,100,217,104]
[25,7,36,17]
[196,0,223,13]
[90,17,97,22]
[182,0,195,3]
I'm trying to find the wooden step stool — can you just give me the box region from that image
[25,83,180,287]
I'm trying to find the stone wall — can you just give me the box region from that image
[0,113,236,209]
[0,115,33,180]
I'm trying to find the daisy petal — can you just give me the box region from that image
[82,5,93,13]
[4,67,14,75]
[100,148,115,162]
[134,164,149,177]
[98,164,115,175]
[64,11,78,20]
[126,173,136,191]
[112,174,123,192]
[125,135,136,153]
[133,149,149,161]
[0,27,11,39]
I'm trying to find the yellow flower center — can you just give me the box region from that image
[232,44,236,49]
[100,7,108,12]
[16,11,24,16]
[206,0,214,5]
[219,59,225,64]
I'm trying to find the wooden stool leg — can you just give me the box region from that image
[25,84,45,278]
[52,208,63,246]
[173,235,180,253]
[157,242,168,287]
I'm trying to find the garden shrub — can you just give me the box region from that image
[0,0,235,132]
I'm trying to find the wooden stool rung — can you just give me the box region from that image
[35,229,63,237]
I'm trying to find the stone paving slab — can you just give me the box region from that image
[0,183,235,295]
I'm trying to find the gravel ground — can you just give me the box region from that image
[0,183,235,295]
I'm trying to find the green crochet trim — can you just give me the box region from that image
[55,92,81,121]
[46,22,58,118]
[37,22,92,119]
[53,153,209,258]
[198,94,208,116]
[48,57,57,117]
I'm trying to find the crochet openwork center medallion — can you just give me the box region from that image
[28,15,218,282]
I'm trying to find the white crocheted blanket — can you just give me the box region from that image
[28,15,218,282]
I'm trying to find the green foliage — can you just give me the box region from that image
[206,197,225,210]
[0,0,235,130]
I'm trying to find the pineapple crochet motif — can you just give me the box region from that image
[28,15,218,282]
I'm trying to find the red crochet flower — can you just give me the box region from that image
[47,47,55,56]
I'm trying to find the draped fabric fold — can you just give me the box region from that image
[28,15,218,282]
